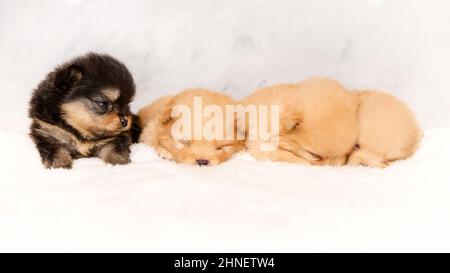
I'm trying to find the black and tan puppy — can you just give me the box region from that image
[29,53,141,169]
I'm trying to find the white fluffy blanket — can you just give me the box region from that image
[2,0,450,253]
[1,128,449,252]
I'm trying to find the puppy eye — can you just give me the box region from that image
[180,140,190,147]
[306,150,323,161]
[94,100,111,110]
[216,144,233,152]
[97,101,108,107]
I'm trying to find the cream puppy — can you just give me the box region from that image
[241,78,358,166]
[347,91,422,168]
[138,89,244,166]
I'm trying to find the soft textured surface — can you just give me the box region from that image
[2,0,450,252]
[1,128,449,252]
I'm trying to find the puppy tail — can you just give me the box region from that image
[130,114,142,143]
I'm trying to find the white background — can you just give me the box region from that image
[1,0,449,131]
[1,0,450,252]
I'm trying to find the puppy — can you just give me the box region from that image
[138,89,244,166]
[241,78,358,166]
[347,91,422,168]
[29,53,140,169]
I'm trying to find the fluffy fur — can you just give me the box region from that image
[347,91,422,168]
[29,53,140,169]
[241,78,358,166]
[138,89,244,166]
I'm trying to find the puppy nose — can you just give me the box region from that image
[196,159,209,166]
[119,116,128,127]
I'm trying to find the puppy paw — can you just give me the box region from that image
[347,149,388,168]
[155,146,173,161]
[98,144,131,165]
[104,153,131,165]
[44,148,73,169]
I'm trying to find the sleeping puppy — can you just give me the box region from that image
[138,89,244,166]
[347,91,422,168]
[29,53,140,169]
[241,78,358,166]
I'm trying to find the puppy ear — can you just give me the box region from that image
[281,107,303,132]
[235,116,247,140]
[159,105,173,125]
[54,64,83,91]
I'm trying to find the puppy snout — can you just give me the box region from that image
[119,116,128,127]
[196,159,209,166]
